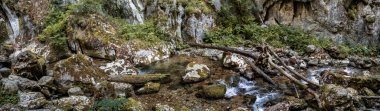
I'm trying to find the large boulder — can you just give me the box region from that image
[320,84,359,110]
[66,14,118,60]
[182,62,210,83]
[53,54,107,93]
[111,82,134,98]
[223,53,252,78]
[1,75,40,92]
[197,84,226,99]
[11,50,46,80]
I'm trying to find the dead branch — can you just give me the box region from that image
[188,43,259,60]
[267,53,308,89]
[267,52,322,108]
[360,96,380,99]
[266,45,321,87]
[243,57,276,85]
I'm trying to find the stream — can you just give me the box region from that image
[135,56,369,111]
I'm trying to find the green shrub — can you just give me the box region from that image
[112,17,169,48]
[0,89,18,105]
[90,98,129,111]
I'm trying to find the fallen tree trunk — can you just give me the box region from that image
[267,54,308,89]
[266,45,321,87]
[108,74,171,85]
[188,43,259,60]
[243,57,276,85]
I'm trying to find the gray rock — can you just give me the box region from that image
[111,82,133,97]
[155,104,175,111]
[0,104,22,111]
[38,76,54,88]
[1,78,18,93]
[320,84,358,110]
[0,67,11,78]
[223,53,250,73]
[50,96,91,111]
[182,62,210,83]
[308,59,319,66]
[18,92,47,109]
[305,45,316,53]
[68,87,84,96]
[4,75,39,91]
[10,50,46,80]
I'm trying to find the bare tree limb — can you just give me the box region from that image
[243,57,276,85]
[266,45,321,87]
[267,53,308,89]
[188,43,259,60]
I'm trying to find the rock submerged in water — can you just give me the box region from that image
[182,62,210,83]
[198,84,226,99]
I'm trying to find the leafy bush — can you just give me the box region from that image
[90,98,129,111]
[0,87,18,105]
[111,17,169,48]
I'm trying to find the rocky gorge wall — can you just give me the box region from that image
[0,0,380,110]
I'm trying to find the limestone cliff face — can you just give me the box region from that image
[0,0,379,47]
[253,0,380,47]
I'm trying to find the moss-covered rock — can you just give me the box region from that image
[320,70,380,91]
[136,82,161,94]
[320,84,358,110]
[66,14,119,60]
[11,50,46,80]
[50,96,92,111]
[198,84,226,99]
[53,54,107,93]
[124,98,145,111]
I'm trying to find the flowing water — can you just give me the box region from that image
[2,3,20,43]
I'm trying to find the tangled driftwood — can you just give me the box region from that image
[188,42,322,108]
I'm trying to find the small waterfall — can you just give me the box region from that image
[2,3,20,43]
[218,76,280,111]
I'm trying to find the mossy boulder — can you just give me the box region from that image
[198,84,226,99]
[136,82,161,94]
[53,54,107,94]
[320,84,358,110]
[11,50,46,80]
[320,70,380,90]
[182,62,210,83]
[50,96,92,111]
[66,14,119,60]
[124,98,145,111]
